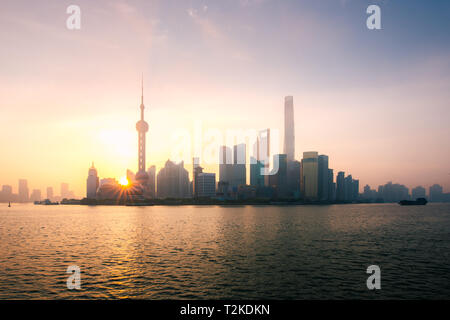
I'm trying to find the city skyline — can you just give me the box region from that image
[1,87,448,203]
[1,0,449,196]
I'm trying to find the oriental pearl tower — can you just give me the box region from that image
[135,77,149,185]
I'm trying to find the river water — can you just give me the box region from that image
[0,203,449,299]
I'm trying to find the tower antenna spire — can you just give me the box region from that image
[141,73,144,105]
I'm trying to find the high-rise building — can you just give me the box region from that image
[336,171,345,201]
[250,157,264,188]
[156,160,190,199]
[146,165,156,198]
[127,169,136,183]
[18,179,29,203]
[283,96,295,162]
[1,185,13,202]
[301,152,319,200]
[255,129,270,186]
[192,157,202,198]
[269,154,288,198]
[377,182,410,202]
[429,184,443,202]
[61,183,70,199]
[327,169,335,201]
[196,173,216,198]
[352,179,359,201]
[30,189,42,202]
[135,77,149,186]
[286,160,301,198]
[219,146,232,183]
[318,155,329,201]
[86,163,99,199]
[231,144,246,188]
[411,186,426,200]
[46,187,54,201]
[344,174,353,201]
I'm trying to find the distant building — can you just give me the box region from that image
[146,165,156,198]
[237,185,257,200]
[217,181,231,199]
[318,155,329,201]
[61,183,70,199]
[344,175,353,201]
[192,157,202,198]
[127,169,136,184]
[46,187,54,201]
[156,160,190,199]
[411,186,426,200]
[284,96,295,162]
[219,146,233,185]
[352,179,359,201]
[18,179,29,203]
[377,182,410,202]
[286,160,301,198]
[269,154,288,198]
[86,163,99,199]
[250,157,264,188]
[336,172,345,201]
[301,152,319,200]
[231,143,246,188]
[255,129,270,186]
[196,173,216,198]
[1,185,13,202]
[2,185,12,196]
[362,184,377,201]
[429,184,443,202]
[327,169,335,201]
[30,189,42,202]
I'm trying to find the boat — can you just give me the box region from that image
[399,198,427,206]
[34,199,59,205]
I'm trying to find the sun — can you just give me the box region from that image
[119,176,129,186]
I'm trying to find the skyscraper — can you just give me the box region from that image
[286,160,301,198]
[1,185,13,201]
[46,187,54,201]
[412,186,426,200]
[18,179,29,203]
[250,157,264,188]
[269,154,288,198]
[61,183,70,199]
[193,157,202,198]
[256,129,270,186]
[283,96,295,162]
[156,160,190,199]
[327,169,335,201]
[301,152,319,200]
[147,165,156,198]
[135,77,149,186]
[196,173,216,198]
[231,144,246,188]
[86,163,99,199]
[336,171,345,201]
[429,184,443,202]
[344,174,353,201]
[318,155,329,201]
[219,146,232,184]
[30,189,42,202]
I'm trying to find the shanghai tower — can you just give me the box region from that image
[284,96,295,161]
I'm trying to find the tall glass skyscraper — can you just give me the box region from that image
[301,152,319,200]
[284,96,295,162]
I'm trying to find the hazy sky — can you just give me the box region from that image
[1,0,449,197]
